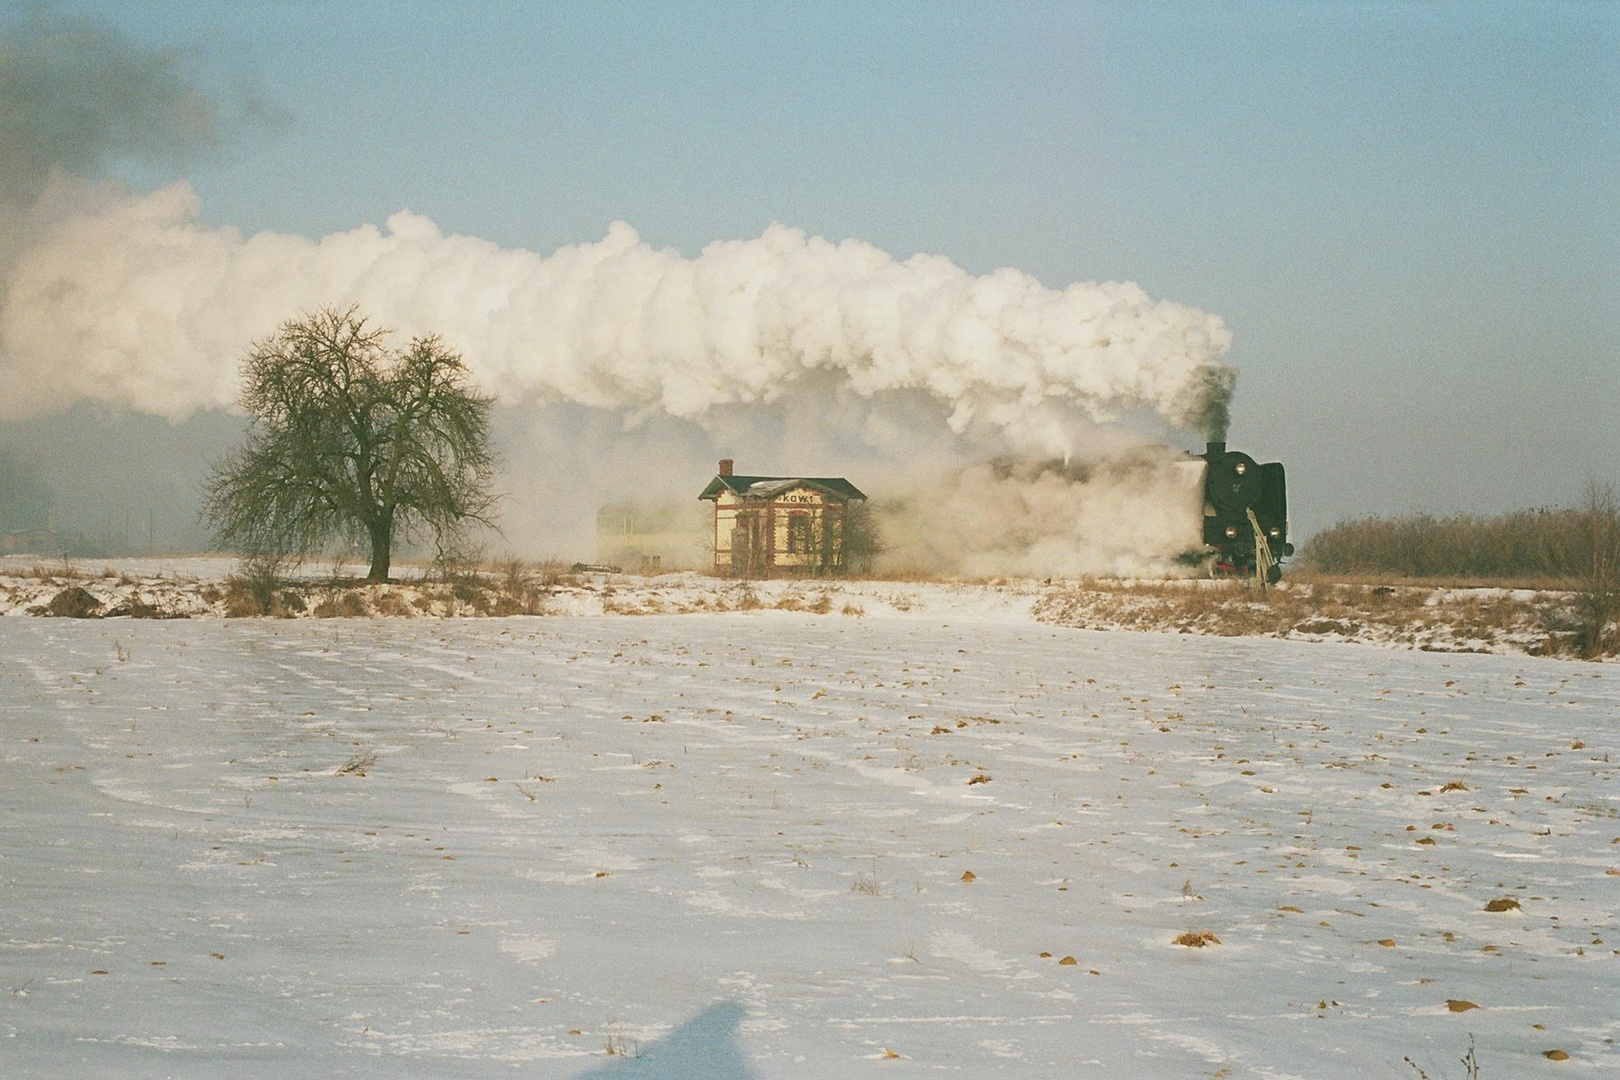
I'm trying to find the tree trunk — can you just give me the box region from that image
[366,515,393,582]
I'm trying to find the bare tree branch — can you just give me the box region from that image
[202,306,499,581]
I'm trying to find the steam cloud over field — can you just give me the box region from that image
[2,181,1234,448]
[0,12,1235,573]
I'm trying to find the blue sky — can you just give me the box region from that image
[7,0,1617,540]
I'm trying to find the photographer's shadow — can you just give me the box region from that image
[568,1000,759,1080]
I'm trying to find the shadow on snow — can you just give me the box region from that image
[568,1001,759,1080]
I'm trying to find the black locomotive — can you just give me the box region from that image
[1202,441,1291,582]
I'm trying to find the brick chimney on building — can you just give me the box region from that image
[718,459,734,476]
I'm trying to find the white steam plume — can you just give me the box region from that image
[0,178,1234,456]
[874,450,1209,578]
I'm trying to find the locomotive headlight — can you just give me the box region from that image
[1268,527,1281,538]
[1224,525,1238,538]
[1234,462,1247,475]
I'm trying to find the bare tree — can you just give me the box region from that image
[203,306,498,582]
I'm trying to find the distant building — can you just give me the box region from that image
[0,512,84,557]
[0,529,67,556]
[594,501,707,573]
[698,460,866,577]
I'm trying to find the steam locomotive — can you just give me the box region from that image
[1201,441,1291,582]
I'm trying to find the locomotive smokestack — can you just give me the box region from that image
[1204,441,1225,464]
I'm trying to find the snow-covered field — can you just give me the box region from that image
[2,591,1616,1077]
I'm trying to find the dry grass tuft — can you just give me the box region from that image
[19,561,84,581]
[369,590,413,617]
[1406,1033,1481,1080]
[849,873,881,896]
[312,589,371,618]
[335,751,377,776]
[601,1018,638,1058]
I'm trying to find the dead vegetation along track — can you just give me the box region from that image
[3,567,861,621]
[1031,578,1600,657]
[5,563,1610,659]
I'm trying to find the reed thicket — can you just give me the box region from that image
[1299,508,1590,580]
[1298,484,1618,657]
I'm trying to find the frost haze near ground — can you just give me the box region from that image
[2,575,1615,1078]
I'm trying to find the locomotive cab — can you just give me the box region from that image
[1202,441,1291,582]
